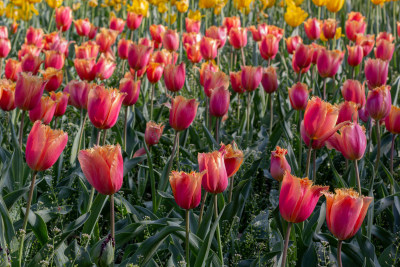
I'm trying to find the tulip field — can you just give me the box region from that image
[2,0,400,266]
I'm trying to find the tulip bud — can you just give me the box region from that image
[261,66,278,94]
[229,27,247,49]
[133,147,146,158]
[200,37,219,61]
[198,151,228,194]
[285,36,302,54]
[186,18,201,33]
[44,50,65,70]
[347,45,363,67]
[117,38,133,60]
[341,80,366,108]
[279,172,328,223]
[385,106,400,134]
[0,38,11,58]
[21,53,42,75]
[364,58,389,90]
[163,63,186,92]
[293,43,313,70]
[209,86,230,117]
[185,43,203,63]
[162,29,179,52]
[205,26,227,48]
[337,101,358,124]
[29,96,56,124]
[169,171,204,210]
[203,70,229,97]
[109,17,125,34]
[0,79,16,111]
[127,42,152,71]
[356,34,375,57]
[270,146,291,182]
[119,78,140,106]
[78,145,123,195]
[323,189,372,240]
[50,91,69,117]
[374,39,395,61]
[317,49,344,78]
[145,121,164,146]
[55,6,73,32]
[182,32,201,47]
[127,12,143,30]
[259,34,279,61]
[288,82,309,110]
[230,71,245,94]
[292,55,311,74]
[92,234,115,267]
[169,95,198,131]
[4,59,22,81]
[366,85,391,121]
[26,121,68,171]
[64,80,91,109]
[304,18,321,40]
[241,66,263,92]
[96,28,118,53]
[95,55,116,80]
[223,17,241,34]
[345,12,366,42]
[88,85,126,129]
[322,19,338,40]
[15,73,46,111]
[146,62,164,84]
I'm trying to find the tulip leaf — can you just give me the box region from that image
[22,207,48,245]
[0,196,14,245]
[82,193,108,238]
[3,177,44,210]
[202,123,218,149]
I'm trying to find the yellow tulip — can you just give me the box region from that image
[176,0,189,13]
[320,27,342,42]
[287,0,304,6]
[188,9,201,21]
[371,0,385,4]
[127,0,149,16]
[284,3,308,27]
[73,2,81,11]
[199,0,218,9]
[260,0,275,9]
[312,0,326,6]
[89,0,98,7]
[158,2,168,13]
[164,13,177,24]
[326,0,344,12]
[233,0,253,13]
[0,1,4,16]
[46,0,63,8]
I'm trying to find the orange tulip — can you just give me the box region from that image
[0,79,16,111]
[146,62,164,84]
[4,59,22,81]
[169,171,204,209]
[78,145,124,195]
[145,121,164,146]
[151,49,177,65]
[198,151,228,194]
[64,80,91,109]
[50,91,69,117]
[74,58,97,81]
[199,61,219,87]
[322,19,338,40]
[169,95,198,131]
[44,50,65,70]
[95,28,118,53]
[15,72,46,111]
[279,172,328,223]
[109,16,125,34]
[223,17,241,34]
[41,68,63,92]
[119,78,140,106]
[219,141,244,178]
[185,43,203,63]
[74,19,91,37]
[345,12,366,42]
[149,24,166,46]
[26,121,68,171]
[75,41,99,59]
[230,71,245,94]
[29,96,56,125]
[385,106,400,134]
[248,23,268,42]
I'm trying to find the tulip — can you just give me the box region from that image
[364,58,389,90]
[288,82,309,110]
[4,59,22,81]
[230,71,245,94]
[261,66,278,94]
[95,55,116,80]
[366,85,391,121]
[304,18,321,40]
[149,24,166,45]
[163,63,186,92]
[78,144,123,195]
[96,28,118,53]
[0,79,16,111]
[209,86,230,118]
[64,80,91,109]
[127,42,152,71]
[293,43,313,70]
[337,101,358,124]
[55,6,73,32]
[169,95,198,131]
[341,80,365,109]
[0,38,11,58]
[200,37,219,61]
[241,66,263,92]
[162,29,179,52]
[50,91,69,117]
[74,19,91,37]
[322,19,338,40]
[345,12,366,42]
[203,70,229,97]
[51,38,71,57]
[25,27,44,47]
[229,27,247,49]
[248,23,268,42]
[119,78,140,106]
[21,53,42,75]
[74,58,97,81]
[359,106,369,123]
[169,170,204,210]
[76,41,100,59]
[285,36,302,54]
[88,24,98,40]
[88,85,126,129]
[206,26,227,48]
[219,141,243,202]
[29,96,56,124]
[42,32,60,51]
[385,106,400,134]
[146,62,164,84]
[270,146,291,182]
[347,45,363,67]
[145,121,164,146]
[317,49,344,78]
[326,0,345,13]
[182,32,201,47]
[118,38,133,60]
[356,34,375,57]
[376,32,395,43]
[15,72,46,111]
[259,34,279,61]
[292,55,312,74]
[186,18,201,33]
[44,50,65,70]
[200,61,219,87]
[185,44,203,63]
[198,151,228,194]
[151,49,177,65]
[41,67,63,92]
[374,39,395,61]
[311,43,325,64]
[223,17,241,34]
[0,26,7,39]
[127,12,143,30]
[109,17,125,33]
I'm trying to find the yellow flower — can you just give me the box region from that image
[176,0,189,13]
[233,0,253,13]
[284,3,308,27]
[312,0,326,6]
[371,0,385,4]
[46,0,63,8]
[164,13,177,24]
[0,1,4,16]
[158,2,168,13]
[199,0,218,9]
[326,0,344,12]
[72,2,81,10]
[260,0,275,9]
[188,9,201,21]
[89,0,98,7]
[127,0,149,16]
[287,0,303,5]
[320,26,342,42]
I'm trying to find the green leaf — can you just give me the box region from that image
[22,208,48,245]
[0,196,14,245]
[82,194,108,237]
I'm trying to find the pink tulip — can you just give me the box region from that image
[261,66,278,94]
[341,80,366,109]
[119,78,140,106]
[55,6,73,32]
[366,85,391,121]
[163,63,186,92]
[209,86,230,117]
[364,58,389,90]
[317,49,344,78]
[304,18,321,40]
[347,45,363,67]
[288,82,309,110]
[29,96,56,124]
[270,146,291,182]
[259,34,279,61]
[229,27,247,49]
[241,66,263,92]
[169,95,198,131]
[15,72,46,111]
[198,151,228,194]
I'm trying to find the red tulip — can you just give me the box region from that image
[11,22,18,34]
[21,53,42,75]
[162,29,179,52]
[186,18,201,33]
[322,19,338,40]
[323,189,372,240]
[248,23,268,42]
[223,17,241,34]
[304,18,321,40]
[15,72,46,111]
[203,70,229,97]
[317,49,344,78]
[128,42,152,71]
[279,172,328,223]
[398,22,400,37]
[0,37,11,58]
[219,141,243,178]
[29,96,56,124]
[182,32,201,47]
[267,25,285,41]
[345,12,366,42]
[78,144,123,195]
[74,58,97,81]
[74,19,91,36]
[285,36,302,54]
[311,43,325,64]
[118,38,133,60]
[50,91,69,117]
[127,12,143,30]
[356,34,375,57]
[293,43,313,70]
[288,82,309,110]
[270,146,291,182]
[64,80,91,109]
[55,6,73,32]
[336,101,358,124]
[87,85,126,129]
[119,78,140,106]
[4,59,22,81]
[44,50,65,70]
[151,49,177,65]
[169,171,204,210]
[95,54,116,80]
[341,80,366,109]
[169,95,198,131]
[364,58,389,90]
[292,55,311,74]
[206,26,227,48]
[347,45,363,67]
[163,63,186,92]
[209,86,230,117]
[229,27,247,49]
[95,28,118,53]
[261,66,278,94]
[230,71,245,94]
[385,106,400,134]
[241,66,263,92]
[366,85,391,121]
[109,17,125,33]
[200,36,219,61]
[41,67,63,92]
[198,151,228,194]
[25,27,43,47]
[184,43,202,63]
[0,79,16,111]
[146,62,164,84]
[149,24,166,44]
[42,32,60,51]
[374,39,395,61]
[139,37,154,48]
[259,34,279,61]
[26,121,68,171]
[145,121,164,146]
[75,41,99,59]
[88,24,98,40]
[376,32,395,43]
[200,61,219,87]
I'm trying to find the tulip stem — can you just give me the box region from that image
[124,106,128,151]
[0,58,3,78]
[166,131,180,181]
[376,5,380,35]
[354,160,362,195]
[185,209,190,267]
[214,194,223,264]
[150,84,155,121]
[305,144,312,179]
[18,110,26,149]
[241,47,246,66]
[312,150,317,182]
[298,111,302,174]
[390,134,396,180]
[198,192,207,224]
[237,94,240,122]
[228,175,234,203]
[375,123,381,173]
[215,117,220,144]
[281,222,292,267]
[337,240,343,267]
[323,78,327,101]
[269,93,273,135]
[77,111,88,153]
[246,92,251,144]
[18,171,38,267]
[102,129,107,146]
[48,9,55,33]
[110,194,115,241]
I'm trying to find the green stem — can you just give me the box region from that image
[48,9,55,33]
[166,131,180,178]
[0,58,3,78]
[214,194,223,264]
[110,194,115,241]
[337,240,343,267]
[198,192,207,224]
[185,209,190,267]
[375,123,381,172]
[124,106,128,151]
[305,144,313,178]
[102,128,107,146]
[77,111,88,154]
[246,92,251,144]
[376,5,379,35]
[355,160,361,195]
[312,150,317,182]
[241,47,246,66]
[19,110,26,149]
[150,84,155,121]
[215,117,220,144]
[281,222,292,267]
[298,111,302,174]
[390,134,396,180]
[18,171,38,267]
[228,175,234,203]
[269,93,273,135]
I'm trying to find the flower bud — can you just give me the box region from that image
[209,86,230,117]
[145,121,164,146]
[261,66,278,94]
[288,82,309,110]
[270,146,291,182]
[366,85,391,121]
